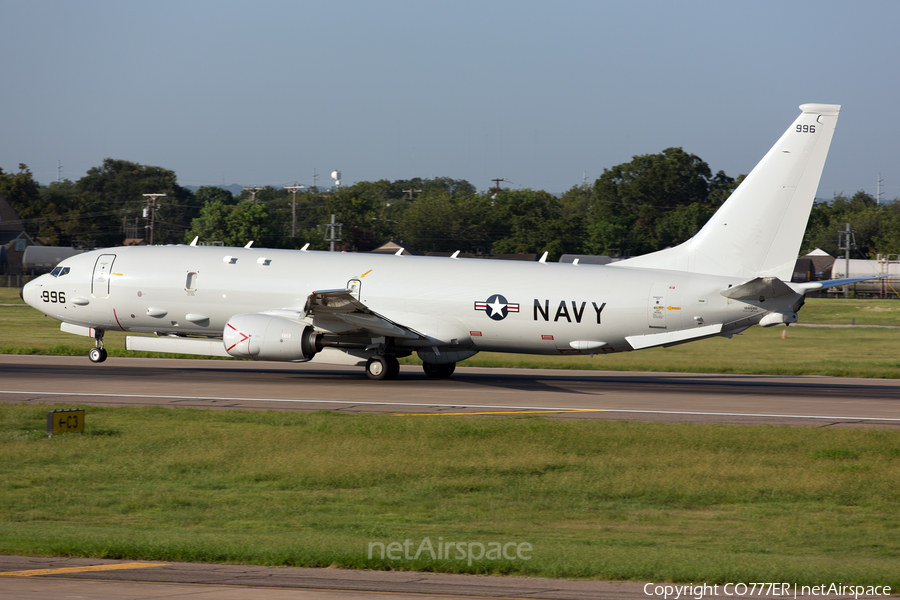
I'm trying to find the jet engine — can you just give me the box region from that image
[224,314,321,362]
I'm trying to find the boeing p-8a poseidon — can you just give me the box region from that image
[22,104,873,380]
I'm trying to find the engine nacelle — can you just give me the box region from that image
[224,314,321,361]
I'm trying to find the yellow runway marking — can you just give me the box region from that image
[1,562,166,577]
[398,410,605,416]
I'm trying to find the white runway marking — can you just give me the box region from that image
[2,390,899,422]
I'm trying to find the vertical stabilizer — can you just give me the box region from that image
[612,104,841,280]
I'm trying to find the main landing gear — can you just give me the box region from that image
[365,356,458,380]
[89,330,107,363]
[365,355,400,380]
[422,362,455,379]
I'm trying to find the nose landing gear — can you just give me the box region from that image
[89,330,108,363]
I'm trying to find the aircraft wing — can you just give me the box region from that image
[304,289,424,340]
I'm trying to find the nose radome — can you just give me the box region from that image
[20,278,40,308]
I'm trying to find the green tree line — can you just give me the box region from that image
[1,156,896,261]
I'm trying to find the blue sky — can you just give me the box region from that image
[3,0,899,199]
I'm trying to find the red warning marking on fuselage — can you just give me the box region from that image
[113,309,125,331]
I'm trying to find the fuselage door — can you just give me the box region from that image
[92,254,116,299]
[348,278,362,300]
[648,283,668,329]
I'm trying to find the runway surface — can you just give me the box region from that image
[2,354,900,427]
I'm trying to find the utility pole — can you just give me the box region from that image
[838,222,856,298]
[142,193,166,245]
[876,173,884,205]
[243,186,264,204]
[491,178,509,194]
[318,214,342,252]
[283,183,306,237]
[57,161,63,183]
[401,188,422,201]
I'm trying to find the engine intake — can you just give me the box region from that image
[224,314,321,362]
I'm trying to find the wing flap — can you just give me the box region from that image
[304,288,425,340]
[305,289,367,313]
[333,313,420,339]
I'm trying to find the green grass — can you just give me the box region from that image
[5,288,900,376]
[1,404,898,584]
[799,298,900,326]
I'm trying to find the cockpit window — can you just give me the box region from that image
[60,267,70,276]
[49,266,71,278]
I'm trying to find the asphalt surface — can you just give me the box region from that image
[0,556,891,599]
[3,354,899,599]
[1,354,900,427]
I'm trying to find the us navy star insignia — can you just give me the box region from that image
[474,294,519,321]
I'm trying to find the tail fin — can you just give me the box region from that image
[613,104,841,280]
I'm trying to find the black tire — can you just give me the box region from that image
[385,355,400,380]
[366,355,390,380]
[89,347,107,363]
[422,361,455,379]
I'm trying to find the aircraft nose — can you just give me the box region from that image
[20,278,39,308]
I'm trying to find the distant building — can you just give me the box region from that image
[793,248,835,282]
[370,241,416,255]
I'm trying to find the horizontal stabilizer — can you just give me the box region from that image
[626,323,723,351]
[790,275,889,294]
[721,277,797,302]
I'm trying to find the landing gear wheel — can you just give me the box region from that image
[385,355,400,380]
[89,347,108,363]
[422,361,456,379]
[366,355,401,380]
[366,355,390,380]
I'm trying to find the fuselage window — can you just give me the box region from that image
[185,272,198,290]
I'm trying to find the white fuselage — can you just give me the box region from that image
[23,245,790,359]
